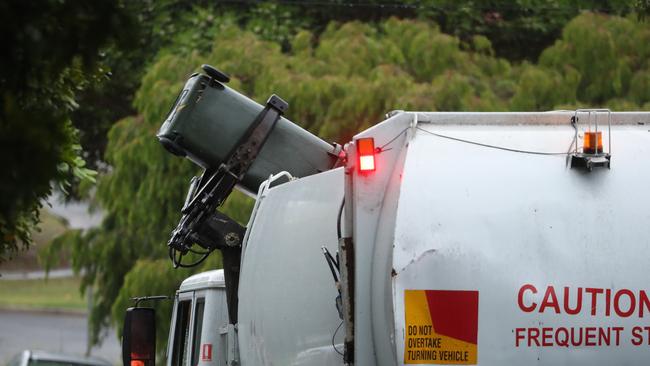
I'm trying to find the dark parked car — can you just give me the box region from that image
[7,350,111,366]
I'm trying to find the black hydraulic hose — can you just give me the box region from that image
[337,197,344,240]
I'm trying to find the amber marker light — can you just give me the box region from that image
[583,131,603,154]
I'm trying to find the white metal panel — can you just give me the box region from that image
[350,112,415,366]
[413,111,650,125]
[238,168,345,366]
[166,297,178,366]
[180,270,225,292]
[199,286,229,366]
[392,122,650,365]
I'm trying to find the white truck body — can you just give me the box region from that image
[168,111,650,366]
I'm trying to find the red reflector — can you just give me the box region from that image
[357,138,376,172]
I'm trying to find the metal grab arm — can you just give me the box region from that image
[167,95,288,262]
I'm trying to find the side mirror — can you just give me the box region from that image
[122,307,156,366]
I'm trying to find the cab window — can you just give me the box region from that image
[171,300,191,366]
[191,298,205,366]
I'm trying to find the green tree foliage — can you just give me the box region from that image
[110,255,223,356]
[511,63,581,110]
[45,46,254,346]
[68,0,647,179]
[419,0,639,60]
[58,10,648,354]
[0,0,135,262]
[540,12,650,104]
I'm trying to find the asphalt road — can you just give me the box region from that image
[0,309,120,365]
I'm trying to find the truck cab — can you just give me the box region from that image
[166,270,231,366]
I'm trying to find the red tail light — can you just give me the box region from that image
[357,138,376,173]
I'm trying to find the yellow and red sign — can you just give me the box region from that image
[404,290,479,365]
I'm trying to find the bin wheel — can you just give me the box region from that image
[202,64,230,83]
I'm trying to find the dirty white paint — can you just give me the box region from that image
[185,111,650,366]
[392,121,650,365]
[238,168,345,366]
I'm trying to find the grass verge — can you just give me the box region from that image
[0,277,86,311]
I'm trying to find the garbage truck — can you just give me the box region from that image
[121,64,650,366]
